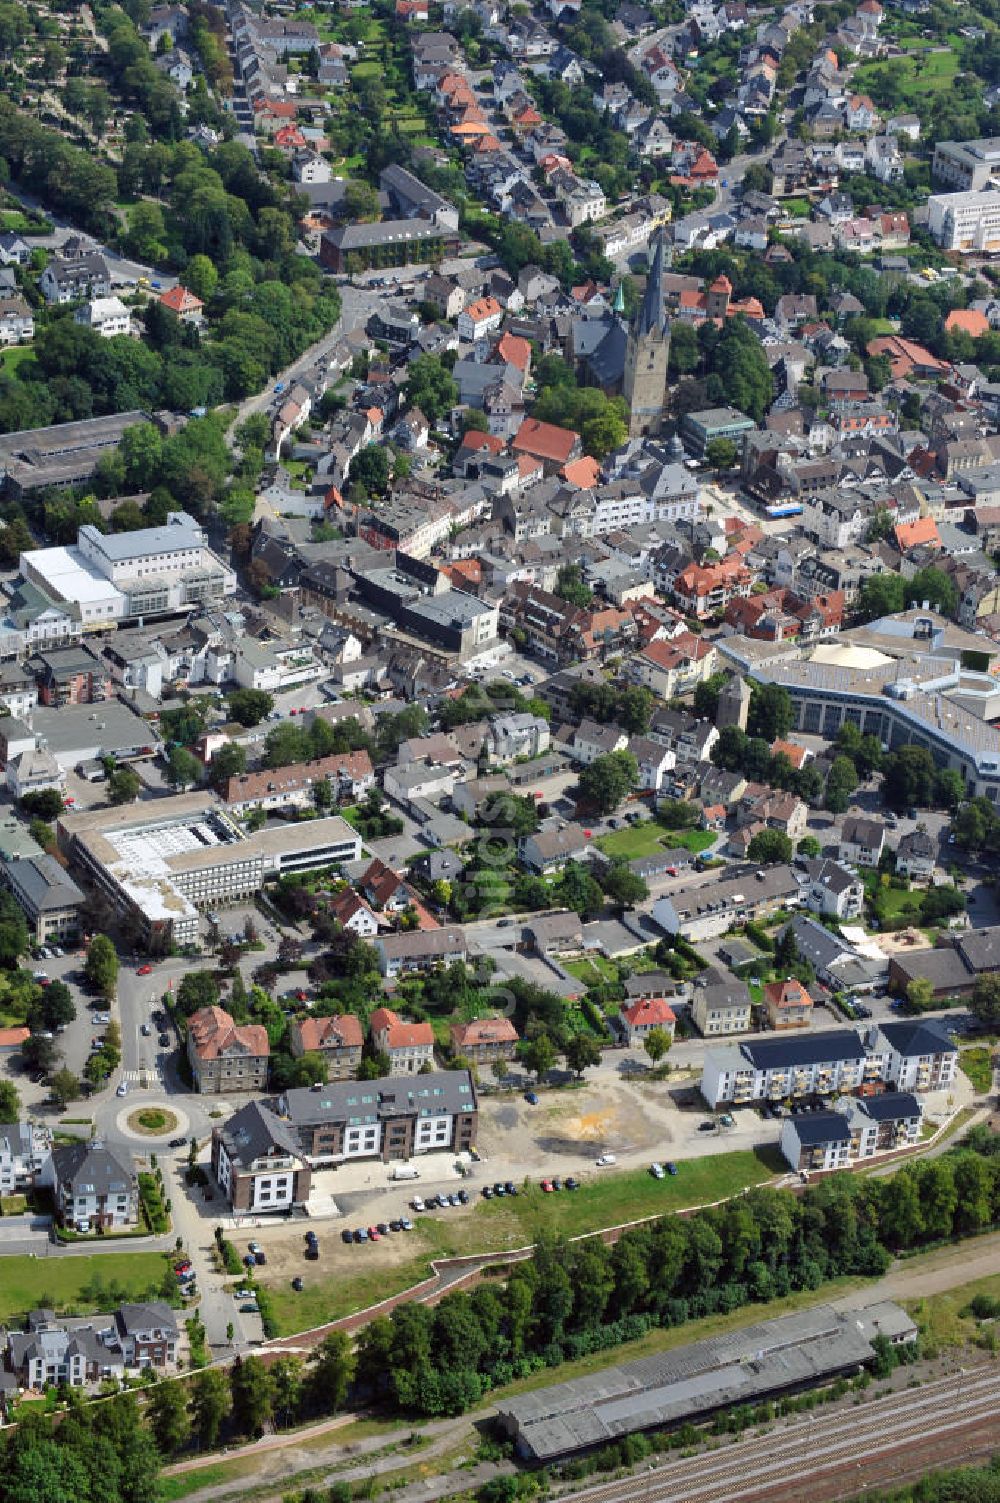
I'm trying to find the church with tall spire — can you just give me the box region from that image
[622,230,670,438]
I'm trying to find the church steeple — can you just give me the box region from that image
[636,229,666,337]
[612,278,625,315]
[622,230,670,438]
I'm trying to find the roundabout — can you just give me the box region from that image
[119,1101,190,1141]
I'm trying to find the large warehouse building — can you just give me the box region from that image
[57,793,361,948]
[495,1303,916,1462]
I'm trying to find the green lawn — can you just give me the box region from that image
[564,954,618,987]
[262,1149,780,1334]
[0,209,30,231]
[595,822,714,861]
[959,1047,994,1094]
[872,883,923,927]
[595,823,668,860]
[855,47,958,99]
[671,828,716,854]
[0,345,36,374]
[0,1251,172,1323]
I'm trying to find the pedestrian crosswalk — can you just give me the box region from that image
[121,1068,164,1087]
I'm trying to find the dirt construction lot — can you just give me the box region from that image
[244,1070,784,1331]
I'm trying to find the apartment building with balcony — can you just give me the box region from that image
[780,1091,923,1172]
[700,1029,870,1108]
[868,1019,958,1092]
[212,1099,312,1213]
[276,1069,478,1165]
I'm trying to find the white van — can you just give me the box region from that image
[595,1154,617,1167]
[392,1164,420,1180]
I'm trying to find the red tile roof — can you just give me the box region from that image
[296,1014,363,1051]
[159,285,204,315]
[763,979,814,1011]
[459,429,504,455]
[188,1006,268,1061]
[895,516,941,552]
[561,455,601,489]
[370,1008,434,1048]
[451,1018,519,1047]
[944,308,989,338]
[621,997,676,1027]
[496,331,531,371]
[513,417,579,464]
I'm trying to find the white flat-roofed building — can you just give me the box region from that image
[927,188,1000,251]
[58,794,362,951]
[20,545,125,628]
[22,512,235,626]
[932,137,1000,193]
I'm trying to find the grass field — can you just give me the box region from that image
[564,954,619,987]
[263,1149,780,1334]
[0,345,37,374]
[872,884,923,927]
[855,47,958,99]
[905,1270,1000,1351]
[596,823,714,861]
[959,1047,994,1094]
[0,1251,171,1323]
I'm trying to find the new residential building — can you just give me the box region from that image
[45,1142,138,1231]
[780,1092,923,1172]
[0,1122,51,1195]
[700,1029,873,1108]
[276,1069,478,1165]
[212,1100,313,1213]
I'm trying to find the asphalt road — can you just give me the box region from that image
[227,283,381,438]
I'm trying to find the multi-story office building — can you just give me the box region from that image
[20,512,236,628]
[58,793,361,949]
[927,188,1000,251]
[931,138,1000,193]
[0,853,84,944]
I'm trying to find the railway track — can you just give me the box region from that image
[555,1364,1000,1503]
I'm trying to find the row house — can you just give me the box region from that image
[221,751,374,815]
